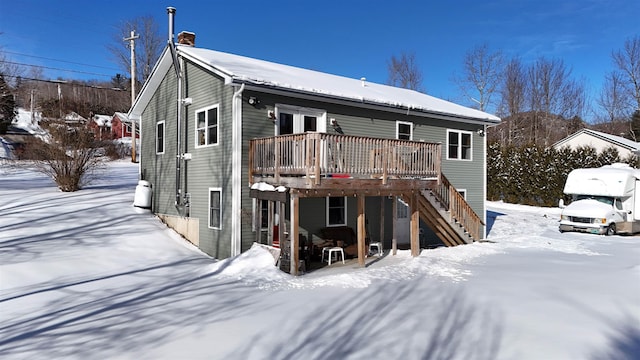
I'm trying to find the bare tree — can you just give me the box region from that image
[454,43,504,112]
[107,16,164,87]
[612,35,640,110]
[527,57,586,145]
[0,39,25,87]
[492,58,527,145]
[597,71,633,132]
[386,52,424,92]
[23,120,103,192]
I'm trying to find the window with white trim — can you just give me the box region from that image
[209,188,222,229]
[156,121,165,154]
[458,189,467,199]
[196,105,219,147]
[396,121,413,140]
[447,129,472,160]
[326,196,346,226]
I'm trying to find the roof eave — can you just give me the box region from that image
[233,80,501,125]
[129,46,173,120]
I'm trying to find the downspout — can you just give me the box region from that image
[167,7,186,213]
[231,83,245,256]
[481,124,487,239]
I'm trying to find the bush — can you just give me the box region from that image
[488,143,631,207]
[22,120,104,192]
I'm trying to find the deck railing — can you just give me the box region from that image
[430,174,484,240]
[249,133,442,184]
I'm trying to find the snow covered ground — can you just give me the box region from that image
[1,160,639,360]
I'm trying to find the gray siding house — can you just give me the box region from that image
[130,31,500,274]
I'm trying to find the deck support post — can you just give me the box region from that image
[411,192,420,257]
[255,199,262,244]
[392,196,398,255]
[357,194,366,267]
[267,201,274,245]
[380,196,385,251]
[290,194,299,275]
[279,202,285,249]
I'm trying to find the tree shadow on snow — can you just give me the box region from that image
[226,279,503,360]
[591,315,640,360]
[0,255,267,359]
[0,191,147,265]
[554,291,640,360]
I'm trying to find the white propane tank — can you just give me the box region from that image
[133,180,152,208]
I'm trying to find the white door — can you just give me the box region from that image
[396,198,410,245]
[395,121,412,245]
[277,106,327,170]
[634,180,640,221]
[276,106,326,135]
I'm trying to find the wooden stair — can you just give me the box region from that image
[402,174,484,247]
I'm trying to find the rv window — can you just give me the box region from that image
[576,195,614,206]
[615,198,623,210]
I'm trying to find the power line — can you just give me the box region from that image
[0,60,114,78]
[2,74,125,91]
[1,50,121,72]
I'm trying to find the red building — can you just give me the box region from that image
[111,112,139,139]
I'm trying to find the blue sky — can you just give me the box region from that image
[1,0,638,114]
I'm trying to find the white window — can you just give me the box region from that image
[156,121,165,154]
[458,189,467,199]
[326,196,346,226]
[396,121,413,140]
[209,188,222,229]
[447,130,472,160]
[195,105,219,147]
[276,104,326,135]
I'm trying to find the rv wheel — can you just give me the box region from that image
[605,224,616,236]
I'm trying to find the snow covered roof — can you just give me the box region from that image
[179,46,500,123]
[564,163,640,196]
[130,45,500,124]
[10,108,45,135]
[92,114,112,127]
[113,112,138,125]
[553,128,640,152]
[63,111,87,123]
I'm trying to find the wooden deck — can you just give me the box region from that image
[248,132,484,275]
[249,132,441,190]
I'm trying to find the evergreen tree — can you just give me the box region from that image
[0,73,16,134]
[631,110,640,141]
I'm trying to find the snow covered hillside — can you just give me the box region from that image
[1,161,639,359]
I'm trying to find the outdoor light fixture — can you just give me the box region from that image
[248,97,259,107]
[267,110,276,123]
[477,129,485,137]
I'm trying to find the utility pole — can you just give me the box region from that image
[124,30,139,162]
[30,89,35,125]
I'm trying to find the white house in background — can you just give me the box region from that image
[553,128,640,159]
[62,111,87,124]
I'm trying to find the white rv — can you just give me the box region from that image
[559,163,640,235]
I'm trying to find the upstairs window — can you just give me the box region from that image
[447,130,472,160]
[156,121,165,154]
[396,121,413,140]
[196,105,219,147]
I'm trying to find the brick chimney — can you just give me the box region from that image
[177,31,195,46]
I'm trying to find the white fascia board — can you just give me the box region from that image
[177,49,234,84]
[237,82,501,126]
[128,46,173,120]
